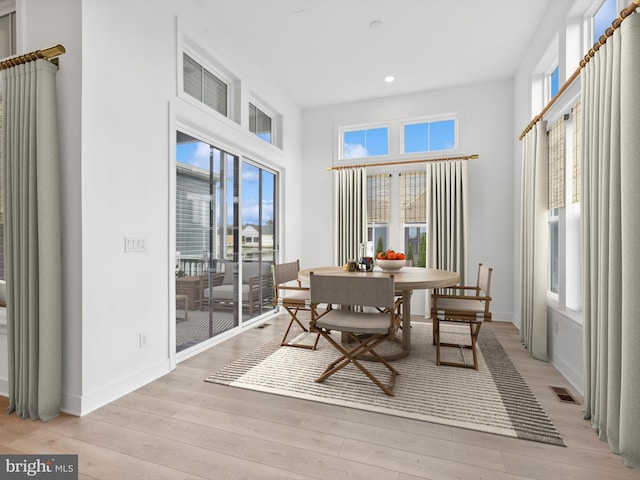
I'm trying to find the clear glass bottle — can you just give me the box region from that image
[358,242,374,272]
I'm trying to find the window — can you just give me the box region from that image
[400,172,427,266]
[366,171,428,266]
[545,106,582,312]
[183,53,228,116]
[550,66,560,99]
[0,11,16,58]
[249,103,272,144]
[592,0,617,44]
[548,118,565,296]
[367,174,390,254]
[342,126,388,159]
[403,117,456,154]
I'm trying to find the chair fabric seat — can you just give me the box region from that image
[436,297,485,313]
[277,290,310,305]
[314,309,390,335]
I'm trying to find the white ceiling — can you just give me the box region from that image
[204,0,562,109]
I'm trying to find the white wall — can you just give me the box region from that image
[0,0,303,415]
[301,80,515,320]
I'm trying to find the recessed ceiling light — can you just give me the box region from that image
[369,20,383,29]
[384,75,395,83]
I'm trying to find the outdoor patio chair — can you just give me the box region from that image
[272,260,320,350]
[309,272,400,396]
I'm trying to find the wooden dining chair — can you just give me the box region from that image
[272,260,320,350]
[309,272,400,396]
[431,263,493,370]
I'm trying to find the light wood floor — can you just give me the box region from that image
[1,315,639,480]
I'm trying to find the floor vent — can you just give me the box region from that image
[550,386,579,404]
[255,323,271,329]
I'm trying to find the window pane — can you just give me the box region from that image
[203,69,227,116]
[343,127,388,158]
[429,119,455,151]
[256,108,272,143]
[249,103,273,144]
[343,130,367,158]
[369,225,388,255]
[549,210,559,294]
[550,66,559,99]
[404,225,426,267]
[403,119,456,153]
[183,54,202,101]
[365,127,388,156]
[404,123,429,153]
[593,0,617,44]
[0,12,16,58]
[183,53,228,117]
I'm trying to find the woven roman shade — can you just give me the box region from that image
[400,171,426,222]
[367,174,390,223]
[548,118,565,209]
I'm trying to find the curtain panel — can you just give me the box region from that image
[334,168,367,266]
[581,12,640,468]
[520,121,548,361]
[3,59,62,421]
[426,160,468,284]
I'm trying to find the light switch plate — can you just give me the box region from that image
[125,237,147,253]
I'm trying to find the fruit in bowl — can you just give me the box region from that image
[376,250,407,272]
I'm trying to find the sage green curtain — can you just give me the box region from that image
[3,59,62,421]
[426,160,468,283]
[334,168,367,266]
[582,12,640,468]
[520,121,548,361]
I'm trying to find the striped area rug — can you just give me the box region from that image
[205,322,565,446]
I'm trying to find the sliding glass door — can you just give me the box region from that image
[175,133,277,352]
[175,132,240,352]
[241,162,276,319]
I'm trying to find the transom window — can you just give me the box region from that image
[403,117,456,154]
[592,0,617,44]
[550,65,559,99]
[183,53,228,117]
[341,126,388,159]
[249,103,272,144]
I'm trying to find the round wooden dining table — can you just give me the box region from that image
[299,266,459,360]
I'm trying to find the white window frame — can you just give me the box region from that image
[248,96,282,148]
[178,45,241,124]
[339,123,390,160]
[400,113,458,155]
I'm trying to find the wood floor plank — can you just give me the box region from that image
[0,316,635,479]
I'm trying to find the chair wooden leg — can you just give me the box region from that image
[435,318,482,370]
[315,330,399,396]
[280,307,319,350]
